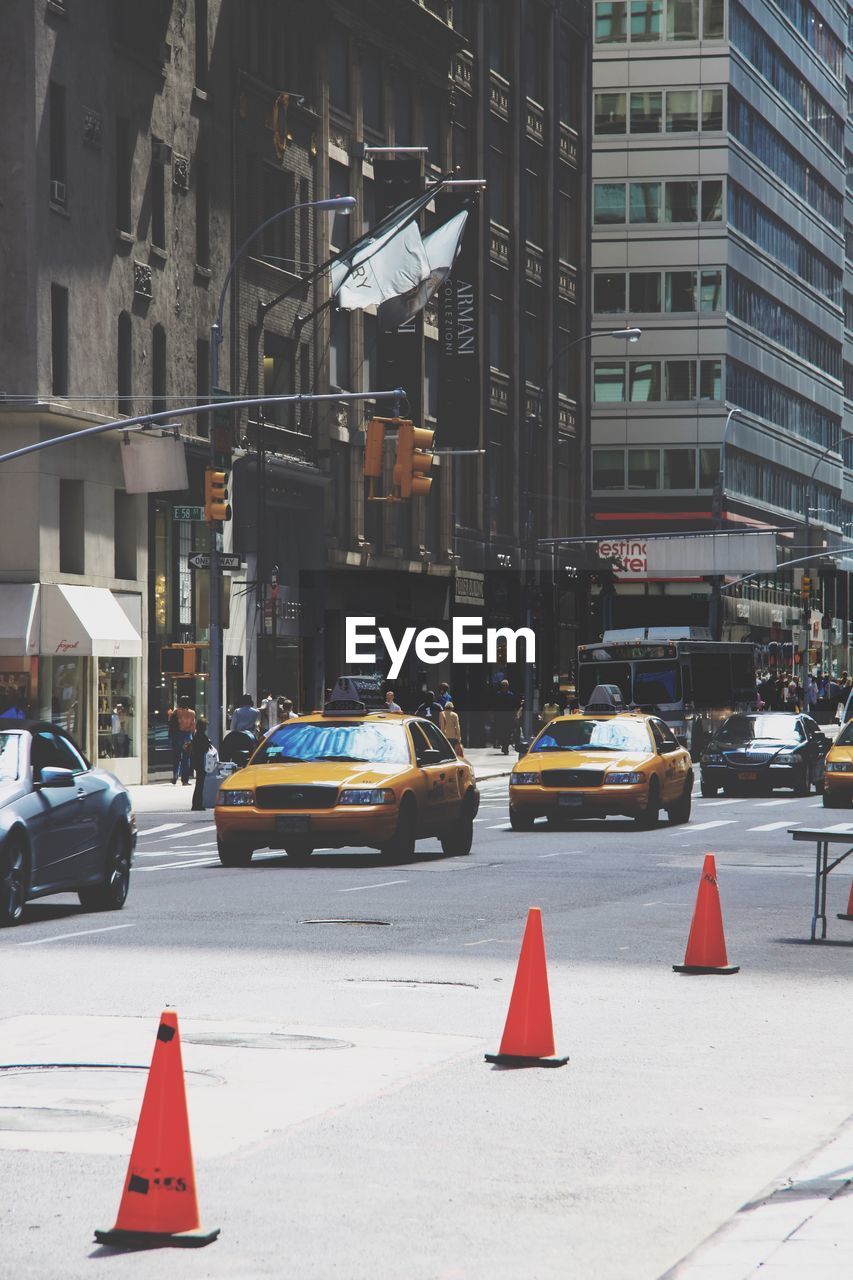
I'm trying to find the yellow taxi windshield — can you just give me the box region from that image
[835,721,853,747]
[252,721,412,765]
[531,718,651,754]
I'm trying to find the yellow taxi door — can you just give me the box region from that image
[651,719,687,803]
[410,722,459,829]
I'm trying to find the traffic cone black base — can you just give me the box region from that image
[672,963,739,975]
[485,1052,569,1068]
[94,1226,220,1250]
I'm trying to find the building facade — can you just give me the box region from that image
[590,0,853,668]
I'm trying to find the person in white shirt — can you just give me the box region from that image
[230,694,260,735]
[384,691,402,713]
[258,690,276,734]
[277,697,299,723]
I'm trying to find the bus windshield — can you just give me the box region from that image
[632,661,681,705]
[577,663,631,706]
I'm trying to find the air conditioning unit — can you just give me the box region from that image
[50,179,66,205]
[152,140,172,166]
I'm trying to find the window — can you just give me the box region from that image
[663,448,695,488]
[328,161,349,251]
[665,360,696,399]
[329,28,350,113]
[630,91,662,132]
[117,312,132,415]
[525,4,546,101]
[489,271,509,370]
[115,116,131,232]
[329,309,350,389]
[728,180,840,303]
[151,146,166,249]
[629,273,661,312]
[59,479,85,574]
[394,75,412,145]
[701,179,723,221]
[51,284,69,396]
[699,448,719,488]
[665,270,696,311]
[594,184,627,224]
[593,363,626,402]
[195,157,209,267]
[700,269,723,311]
[595,0,627,41]
[594,93,627,134]
[525,143,544,246]
[727,357,840,449]
[631,0,662,39]
[558,176,576,263]
[486,0,508,75]
[703,0,724,36]
[667,0,698,39]
[152,324,166,415]
[702,88,723,130]
[49,81,67,201]
[361,46,383,133]
[487,131,510,226]
[628,449,660,489]
[263,331,295,427]
[196,337,210,437]
[666,181,697,222]
[419,719,457,762]
[700,359,722,399]
[593,450,626,490]
[630,361,660,401]
[630,182,660,222]
[114,490,137,580]
[594,273,626,313]
[728,270,841,377]
[194,0,208,89]
[666,89,697,132]
[262,164,295,265]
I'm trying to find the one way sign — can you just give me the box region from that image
[188,553,242,570]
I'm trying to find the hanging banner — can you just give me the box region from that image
[437,190,480,449]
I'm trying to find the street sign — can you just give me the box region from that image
[188,552,242,571]
[174,505,205,521]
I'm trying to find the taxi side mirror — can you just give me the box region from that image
[658,740,678,755]
[418,749,442,766]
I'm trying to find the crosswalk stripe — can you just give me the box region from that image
[749,820,802,832]
[138,824,216,842]
[755,798,797,807]
[137,822,185,836]
[682,819,737,832]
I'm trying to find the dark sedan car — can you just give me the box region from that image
[699,712,829,797]
[0,720,136,927]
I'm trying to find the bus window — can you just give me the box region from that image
[633,661,681,705]
[691,654,732,707]
[731,654,756,702]
[577,663,631,706]
[682,663,693,703]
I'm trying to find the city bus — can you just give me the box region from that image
[575,628,757,752]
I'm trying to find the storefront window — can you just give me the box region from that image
[39,656,88,748]
[97,658,138,759]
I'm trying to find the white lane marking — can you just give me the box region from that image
[134,843,217,857]
[19,923,136,947]
[538,851,573,858]
[681,819,738,832]
[463,937,497,946]
[473,819,487,824]
[137,822,185,836]
[136,858,218,872]
[749,820,802,832]
[818,823,853,834]
[487,823,511,830]
[338,879,409,893]
[755,798,797,807]
[139,823,216,842]
[695,798,744,806]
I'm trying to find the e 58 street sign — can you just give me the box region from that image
[173,505,206,521]
[188,553,242,571]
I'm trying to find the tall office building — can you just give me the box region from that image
[589,0,850,661]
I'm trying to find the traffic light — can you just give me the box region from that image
[364,418,385,480]
[204,468,231,524]
[393,421,434,499]
[801,572,812,601]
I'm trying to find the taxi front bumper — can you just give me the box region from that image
[509,781,651,817]
[215,804,400,847]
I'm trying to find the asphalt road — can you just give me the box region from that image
[3,780,853,1279]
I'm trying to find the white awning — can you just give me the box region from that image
[0,584,40,656]
[40,585,142,658]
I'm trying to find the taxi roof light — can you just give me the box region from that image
[583,684,625,714]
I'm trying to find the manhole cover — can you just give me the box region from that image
[299,918,391,926]
[0,1107,124,1133]
[181,1032,352,1051]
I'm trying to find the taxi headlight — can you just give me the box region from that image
[338,788,395,806]
[607,771,645,785]
[826,761,853,772]
[221,789,255,806]
[511,772,541,785]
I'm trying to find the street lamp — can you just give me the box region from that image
[207,195,356,745]
[520,326,643,741]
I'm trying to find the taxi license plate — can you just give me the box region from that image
[275,815,310,832]
[559,794,585,807]
[737,771,757,781]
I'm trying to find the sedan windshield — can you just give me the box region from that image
[531,718,651,753]
[716,714,799,743]
[252,721,411,766]
[0,733,20,782]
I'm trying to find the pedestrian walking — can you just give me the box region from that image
[440,701,463,755]
[258,690,276,734]
[540,688,562,726]
[230,693,260,736]
[804,673,818,717]
[384,690,402,713]
[416,690,444,724]
[189,717,212,811]
[437,682,453,708]
[170,696,196,785]
[493,679,519,755]
[276,697,299,724]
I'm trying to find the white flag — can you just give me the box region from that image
[378,209,469,331]
[334,220,430,312]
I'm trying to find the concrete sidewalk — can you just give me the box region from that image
[129,746,513,815]
[662,1113,853,1278]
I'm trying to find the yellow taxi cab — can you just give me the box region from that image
[822,719,853,808]
[214,688,479,865]
[509,684,693,829]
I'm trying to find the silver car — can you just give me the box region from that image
[0,721,136,927]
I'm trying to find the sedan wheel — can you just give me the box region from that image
[635,779,660,829]
[509,807,536,832]
[699,780,717,798]
[668,779,693,825]
[284,840,314,864]
[0,837,27,927]
[380,798,417,860]
[440,802,474,856]
[78,828,130,912]
[217,838,253,867]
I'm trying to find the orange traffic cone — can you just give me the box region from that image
[837,878,853,922]
[95,1010,219,1249]
[673,854,739,975]
[485,907,569,1067]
